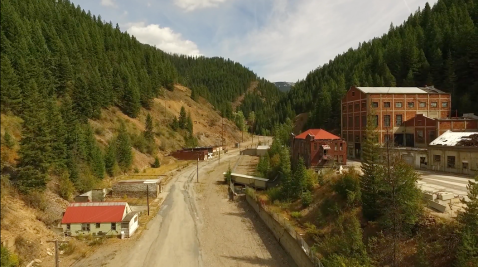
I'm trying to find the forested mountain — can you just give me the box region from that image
[279,0,478,132]
[0,0,282,193]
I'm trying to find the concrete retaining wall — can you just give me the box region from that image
[246,194,317,267]
[112,183,159,198]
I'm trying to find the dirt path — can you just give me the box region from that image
[196,150,296,267]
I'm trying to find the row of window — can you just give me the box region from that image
[433,155,470,169]
[343,101,448,112]
[344,114,404,128]
[66,223,117,231]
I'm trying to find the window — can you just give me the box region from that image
[373,115,378,127]
[355,135,360,142]
[348,117,353,128]
[361,101,366,109]
[335,143,337,151]
[354,103,359,111]
[348,104,352,111]
[342,105,346,112]
[340,143,343,151]
[396,115,402,126]
[82,223,90,231]
[354,116,359,128]
[429,131,436,142]
[384,115,391,127]
[67,224,71,230]
[395,102,402,108]
[96,223,101,228]
[420,157,426,165]
[384,134,392,143]
[417,130,424,143]
[419,102,426,107]
[408,102,415,108]
[352,91,355,96]
[434,155,441,162]
[342,116,347,129]
[447,156,455,168]
[134,216,138,223]
[111,223,117,231]
[314,143,317,150]
[384,102,391,108]
[463,162,469,169]
[431,102,437,107]
[442,102,448,108]
[372,102,378,108]
[362,115,366,127]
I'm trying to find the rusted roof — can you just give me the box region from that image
[61,202,126,224]
[295,129,340,140]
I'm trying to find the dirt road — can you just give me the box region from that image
[73,137,294,267]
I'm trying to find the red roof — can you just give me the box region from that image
[295,129,340,140]
[61,202,126,224]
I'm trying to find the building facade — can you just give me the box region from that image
[428,130,478,175]
[341,86,451,158]
[61,202,138,237]
[290,129,347,168]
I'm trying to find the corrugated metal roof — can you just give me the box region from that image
[222,172,269,181]
[61,202,127,224]
[429,130,478,146]
[257,145,270,150]
[295,129,340,140]
[356,87,428,94]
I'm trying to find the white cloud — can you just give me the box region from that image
[216,0,437,82]
[100,0,117,8]
[126,22,201,56]
[174,0,226,11]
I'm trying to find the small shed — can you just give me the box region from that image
[256,145,270,157]
[224,172,269,189]
[112,179,163,198]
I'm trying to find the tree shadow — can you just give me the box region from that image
[221,255,278,266]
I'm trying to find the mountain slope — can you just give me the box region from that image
[274,82,295,92]
[278,0,478,131]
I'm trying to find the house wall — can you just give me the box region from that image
[171,150,208,161]
[128,214,139,237]
[62,222,122,236]
[428,147,478,175]
[290,135,346,168]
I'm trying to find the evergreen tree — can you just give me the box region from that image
[178,106,187,129]
[0,55,22,113]
[144,113,154,142]
[455,177,478,267]
[3,132,15,149]
[361,110,384,221]
[186,112,193,134]
[104,139,117,176]
[116,121,133,172]
[291,157,308,199]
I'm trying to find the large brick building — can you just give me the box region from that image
[290,129,347,168]
[341,86,452,158]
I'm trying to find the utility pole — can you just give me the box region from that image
[197,156,199,183]
[47,240,68,267]
[146,184,150,216]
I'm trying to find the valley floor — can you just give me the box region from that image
[72,138,295,267]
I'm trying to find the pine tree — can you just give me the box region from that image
[178,106,187,129]
[291,157,308,198]
[361,109,384,221]
[455,177,478,267]
[104,140,117,177]
[0,55,22,113]
[144,113,154,142]
[186,112,193,134]
[116,121,133,173]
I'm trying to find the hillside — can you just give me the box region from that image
[277,0,478,131]
[0,84,249,265]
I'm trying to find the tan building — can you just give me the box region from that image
[428,130,478,175]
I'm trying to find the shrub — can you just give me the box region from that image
[58,172,75,201]
[3,132,15,149]
[334,171,361,205]
[266,187,282,202]
[1,245,19,267]
[318,172,326,186]
[290,211,302,219]
[321,198,341,217]
[245,187,256,198]
[224,166,232,183]
[301,191,313,207]
[151,157,161,168]
[22,191,47,211]
[134,168,139,173]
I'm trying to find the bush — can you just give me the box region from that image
[245,187,256,198]
[58,172,75,201]
[151,157,161,168]
[301,191,313,207]
[134,168,139,173]
[318,172,326,186]
[290,211,302,219]
[266,187,282,202]
[22,191,47,211]
[1,245,19,267]
[334,171,361,205]
[224,166,232,183]
[321,198,341,217]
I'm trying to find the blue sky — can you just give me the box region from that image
[74,0,437,82]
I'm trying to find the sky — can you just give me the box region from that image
[75,0,438,82]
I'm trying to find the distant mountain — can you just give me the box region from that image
[274,82,295,92]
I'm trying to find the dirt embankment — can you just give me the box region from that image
[232,81,259,111]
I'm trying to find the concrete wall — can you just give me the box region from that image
[112,183,160,198]
[428,147,478,175]
[241,148,257,156]
[246,195,317,267]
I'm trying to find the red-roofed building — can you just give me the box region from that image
[290,129,347,168]
[61,202,139,238]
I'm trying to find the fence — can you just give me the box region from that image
[246,192,324,267]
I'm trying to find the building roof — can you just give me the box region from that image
[61,202,127,224]
[429,130,478,146]
[295,129,340,140]
[257,145,270,150]
[223,172,269,181]
[115,179,162,184]
[122,212,138,222]
[355,86,446,94]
